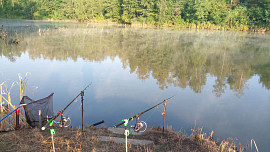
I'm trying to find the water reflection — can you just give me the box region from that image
[0,20,270,151]
[1,20,270,97]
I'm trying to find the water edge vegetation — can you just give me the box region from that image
[0,0,269,31]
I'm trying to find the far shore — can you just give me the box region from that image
[1,17,268,33]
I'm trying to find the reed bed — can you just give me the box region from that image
[0,81,18,131]
[0,74,28,131]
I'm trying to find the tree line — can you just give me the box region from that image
[0,0,269,31]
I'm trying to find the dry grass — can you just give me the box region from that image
[189,127,248,152]
[143,126,213,152]
[0,126,248,152]
[1,78,28,131]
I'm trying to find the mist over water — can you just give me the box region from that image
[0,19,270,151]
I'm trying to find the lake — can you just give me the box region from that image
[0,19,269,151]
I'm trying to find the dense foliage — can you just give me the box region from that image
[0,0,269,30]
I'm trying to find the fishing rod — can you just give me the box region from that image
[90,120,104,127]
[41,83,91,130]
[113,95,175,128]
[0,104,26,123]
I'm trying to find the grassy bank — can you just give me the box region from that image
[0,125,244,152]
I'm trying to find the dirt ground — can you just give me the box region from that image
[0,126,238,152]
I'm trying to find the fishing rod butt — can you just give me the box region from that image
[90,120,105,127]
[113,121,125,128]
[113,124,120,128]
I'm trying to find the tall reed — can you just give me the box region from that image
[0,73,29,131]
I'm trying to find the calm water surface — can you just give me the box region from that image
[0,19,269,151]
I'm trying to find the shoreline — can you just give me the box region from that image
[0,125,243,152]
[1,17,268,33]
[36,18,270,33]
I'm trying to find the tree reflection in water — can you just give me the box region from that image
[1,20,270,97]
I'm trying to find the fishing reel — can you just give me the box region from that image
[130,116,147,133]
[55,115,71,128]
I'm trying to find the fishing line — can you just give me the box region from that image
[60,98,78,115]
[129,101,156,127]
[0,71,3,77]
[144,105,160,122]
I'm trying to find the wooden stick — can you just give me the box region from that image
[51,134,55,152]
[39,110,42,129]
[163,100,167,133]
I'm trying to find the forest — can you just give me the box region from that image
[0,0,269,31]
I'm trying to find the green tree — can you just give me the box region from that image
[247,1,270,29]
[23,0,37,19]
[136,0,156,24]
[61,0,75,19]
[181,0,197,23]
[156,0,184,26]
[223,5,249,29]
[103,0,121,21]
[121,0,138,23]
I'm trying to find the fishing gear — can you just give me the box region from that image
[162,100,167,132]
[123,119,129,152]
[0,104,26,130]
[54,116,71,128]
[41,83,91,130]
[0,104,26,123]
[130,116,147,132]
[81,90,84,131]
[21,93,54,128]
[49,119,56,152]
[15,108,21,130]
[113,95,175,131]
[90,120,105,127]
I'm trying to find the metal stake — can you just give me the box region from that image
[81,91,84,131]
